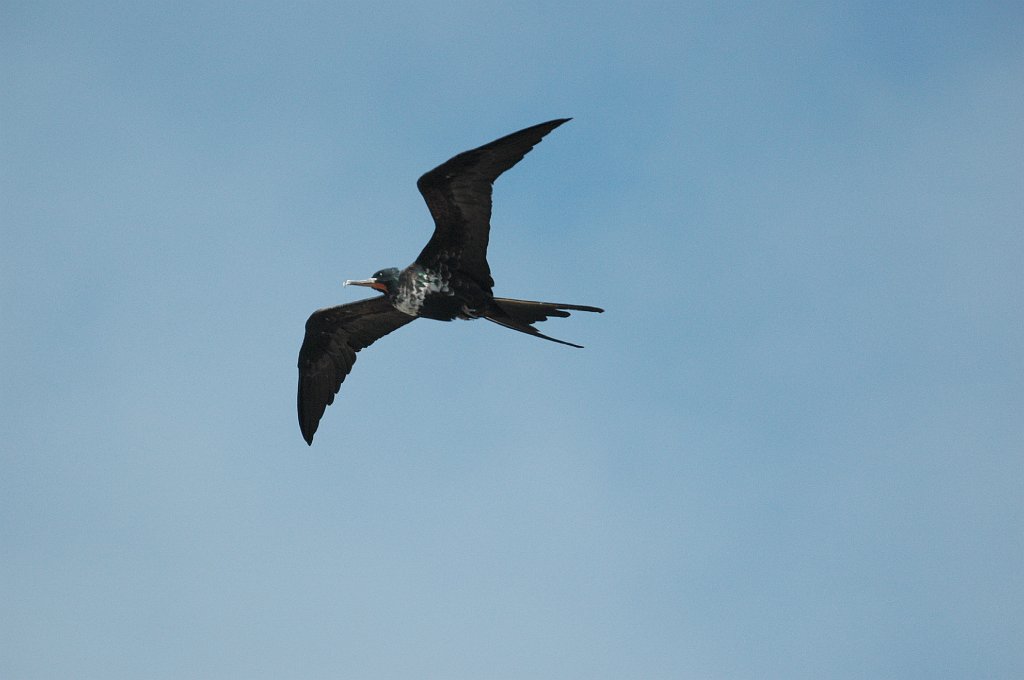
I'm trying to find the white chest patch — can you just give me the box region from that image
[394,296,422,316]
[395,270,451,316]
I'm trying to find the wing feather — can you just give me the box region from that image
[297,296,415,444]
[415,118,570,291]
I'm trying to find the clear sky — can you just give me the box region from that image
[3,2,1022,678]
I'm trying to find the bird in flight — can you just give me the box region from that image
[297,118,603,444]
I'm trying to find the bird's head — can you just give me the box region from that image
[344,267,400,295]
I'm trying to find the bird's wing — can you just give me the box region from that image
[297,296,416,444]
[414,118,570,292]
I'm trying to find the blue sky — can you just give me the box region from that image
[3,2,1022,678]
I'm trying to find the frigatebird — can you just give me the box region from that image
[297,118,602,444]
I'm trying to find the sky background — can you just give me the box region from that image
[3,2,1022,678]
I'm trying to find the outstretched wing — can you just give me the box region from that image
[297,296,415,444]
[415,118,570,293]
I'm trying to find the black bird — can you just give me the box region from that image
[297,119,602,444]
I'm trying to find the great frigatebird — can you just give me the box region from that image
[297,118,603,444]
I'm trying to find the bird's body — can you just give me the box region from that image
[297,119,602,444]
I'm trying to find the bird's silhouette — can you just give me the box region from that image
[297,119,602,444]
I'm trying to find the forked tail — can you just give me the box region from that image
[483,297,604,348]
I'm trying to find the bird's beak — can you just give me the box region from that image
[344,278,387,292]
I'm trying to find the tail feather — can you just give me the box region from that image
[484,297,603,348]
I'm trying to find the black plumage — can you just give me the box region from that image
[297,119,603,444]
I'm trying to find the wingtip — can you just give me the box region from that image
[533,118,571,131]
